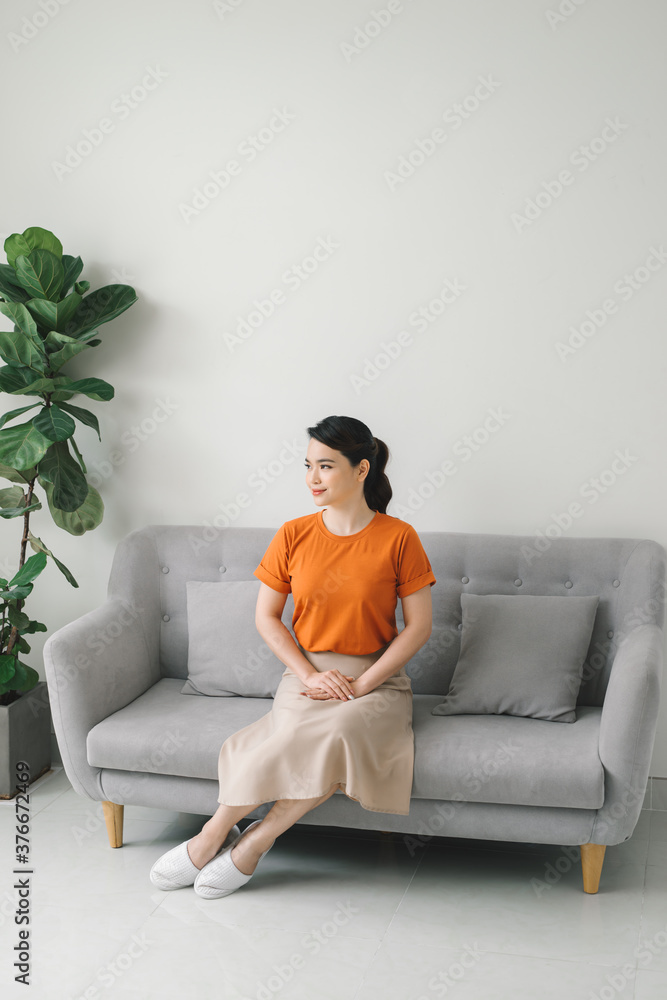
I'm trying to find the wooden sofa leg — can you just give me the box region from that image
[102,801,124,848]
[580,843,606,893]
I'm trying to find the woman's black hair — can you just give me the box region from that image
[306,415,392,515]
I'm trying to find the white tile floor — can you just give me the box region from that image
[1,767,666,1000]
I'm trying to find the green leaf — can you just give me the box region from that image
[0,300,41,340]
[15,638,31,656]
[0,264,29,304]
[0,583,32,600]
[0,654,15,684]
[0,365,53,395]
[37,441,88,511]
[69,435,87,474]
[28,532,79,588]
[32,404,75,443]
[64,284,137,339]
[43,331,91,372]
[60,377,114,401]
[0,486,24,508]
[0,403,41,430]
[57,401,100,441]
[0,486,41,518]
[8,550,47,587]
[74,280,90,296]
[14,250,65,302]
[7,606,30,631]
[60,255,84,297]
[0,330,47,372]
[4,227,62,268]
[23,619,49,634]
[25,291,82,332]
[0,503,41,519]
[14,661,40,692]
[0,461,37,484]
[43,479,104,535]
[0,420,52,470]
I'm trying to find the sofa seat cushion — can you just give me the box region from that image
[412,696,604,809]
[87,681,604,811]
[87,678,275,780]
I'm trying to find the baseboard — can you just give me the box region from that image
[649,776,667,811]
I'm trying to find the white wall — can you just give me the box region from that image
[2,0,667,773]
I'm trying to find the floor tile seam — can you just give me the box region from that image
[346,840,431,997]
[452,944,645,971]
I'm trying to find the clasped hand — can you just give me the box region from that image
[300,669,360,701]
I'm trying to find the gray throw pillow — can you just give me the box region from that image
[181,580,293,697]
[431,593,599,723]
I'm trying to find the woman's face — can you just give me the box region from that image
[304,441,369,507]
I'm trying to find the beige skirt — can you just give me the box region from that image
[216,640,415,815]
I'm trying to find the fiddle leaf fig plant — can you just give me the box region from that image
[0,226,137,705]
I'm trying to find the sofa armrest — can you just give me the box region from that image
[589,623,663,844]
[43,596,160,801]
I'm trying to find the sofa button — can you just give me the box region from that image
[613,579,620,587]
[457,623,463,630]
[161,566,169,574]
[219,566,226,574]
[162,614,170,622]
[514,579,522,587]
[565,580,573,589]
[461,576,469,584]
[607,630,614,638]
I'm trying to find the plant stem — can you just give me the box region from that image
[4,475,36,658]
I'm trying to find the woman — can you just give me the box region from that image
[150,415,436,898]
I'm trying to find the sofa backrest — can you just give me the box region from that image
[106,524,666,705]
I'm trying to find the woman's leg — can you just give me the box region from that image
[187,802,262,869]
[230,782,342,876]
[187,782,342,870]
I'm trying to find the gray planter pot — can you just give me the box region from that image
[0,681,52,799]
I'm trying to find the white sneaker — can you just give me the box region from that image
[149,824,241,890]
[194,819,275,899]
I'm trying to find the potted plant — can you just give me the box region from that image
[0,226,137,797]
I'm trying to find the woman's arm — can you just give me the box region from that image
[255,582,322,686]
[354,584,433,697]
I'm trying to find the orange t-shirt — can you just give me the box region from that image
[253,509,436,655]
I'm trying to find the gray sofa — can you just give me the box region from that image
[43,524,666,894]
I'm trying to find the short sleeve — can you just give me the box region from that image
[254,524,291,593]
[396,524,436,599]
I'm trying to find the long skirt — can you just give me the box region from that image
[216,640,415,815]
